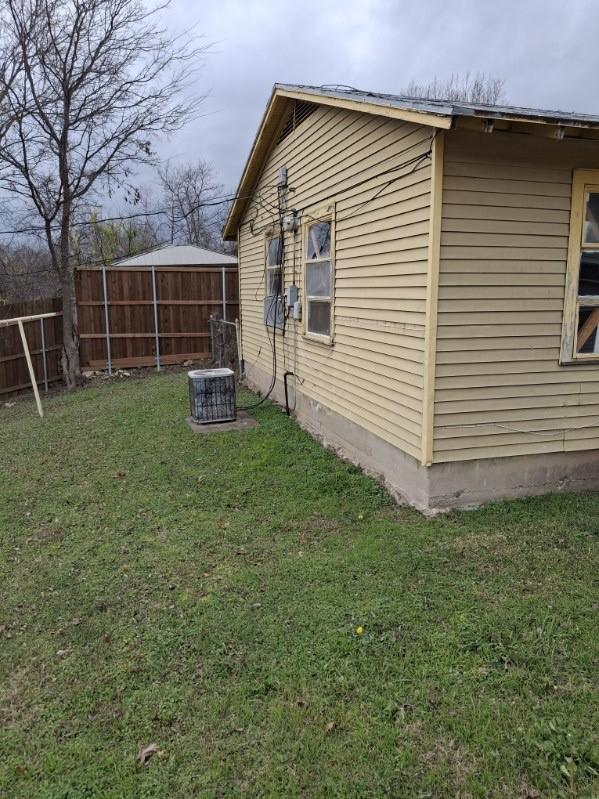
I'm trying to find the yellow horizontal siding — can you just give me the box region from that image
[239,105,433,461]
[444,204,569,223]
[434,130,599,460]
[443,190,571,211]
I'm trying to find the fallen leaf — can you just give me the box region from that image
[325,721,336,733]
[136,742,161,766]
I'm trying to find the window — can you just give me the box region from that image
[304,219,333,340]
[264,234,284,330]
[562,171,599,362]
[265,235,282,297]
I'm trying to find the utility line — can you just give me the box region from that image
[0,186,279,237]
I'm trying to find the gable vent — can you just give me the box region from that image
[277,100,317,144]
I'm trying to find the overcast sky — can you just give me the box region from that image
[160,0,599,193]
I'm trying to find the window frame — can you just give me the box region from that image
[302,204,335,345]
[561,169,599,364]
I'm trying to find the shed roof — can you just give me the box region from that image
[223,83,599,239]
[113,244,237,267]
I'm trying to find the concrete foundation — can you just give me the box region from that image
[185,411,257,434]
[244,362,599,512]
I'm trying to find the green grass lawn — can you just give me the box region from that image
[0,372,598,798]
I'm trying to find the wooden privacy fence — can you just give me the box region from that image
[76,265,239,371]
[0,265,239,394]
[0,298,62,396]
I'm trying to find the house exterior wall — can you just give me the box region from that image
[238,104,435,462]
[433,128,599,463]
[238,109,599,510]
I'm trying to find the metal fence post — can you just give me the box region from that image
[235,318,243,376]
[151,265,161,371]
[39,317,48,392]
[221,267,227,321]
[101,265,112,375]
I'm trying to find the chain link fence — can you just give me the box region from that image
[209,314,242,376]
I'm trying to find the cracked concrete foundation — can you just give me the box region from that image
[244,362,599,512]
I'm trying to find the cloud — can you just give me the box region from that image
[157,0,599,191]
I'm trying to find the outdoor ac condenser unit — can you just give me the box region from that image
[188,368,236,424]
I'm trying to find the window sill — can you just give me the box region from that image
[303,331,333,347]
[560,357,599,366]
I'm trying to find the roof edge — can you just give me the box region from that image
[222,84,452,239]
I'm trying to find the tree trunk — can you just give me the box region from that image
[59,199,81,389]
[61,264,81,389]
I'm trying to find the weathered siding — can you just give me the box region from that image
[239,104,435,460]
[434,128,599,462]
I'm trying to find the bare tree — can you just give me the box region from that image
[0,240,58,301]
[71,209,161,266]
[402,72,506,105]
[0,0,205,388]
[156,159,229,251]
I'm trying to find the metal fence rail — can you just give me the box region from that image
[0,265,239,395]
[76,265,239,371]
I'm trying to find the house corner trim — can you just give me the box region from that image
[421,130,445,467]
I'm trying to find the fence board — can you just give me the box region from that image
[0,266,238,394]
[0,298,62,395]
[75,266,238,371]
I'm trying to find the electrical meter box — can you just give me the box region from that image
[285,285,299,308]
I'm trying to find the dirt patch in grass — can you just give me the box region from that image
[449,531,510,553]
[0,668,37,730]
[297,515,342,544]
[26,526,64,545]
[423,738,476,782]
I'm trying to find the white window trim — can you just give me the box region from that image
[303,204,335,345]
[561,169,599,364]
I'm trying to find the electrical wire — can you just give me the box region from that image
[1,214,268,276]
[0,184,282,237]
[236,185,288,411]
[244,130,438,237]
[236,129,439,413]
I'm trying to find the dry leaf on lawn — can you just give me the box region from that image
[136,742,161,765]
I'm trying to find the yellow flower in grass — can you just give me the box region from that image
[355,626,364,636]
